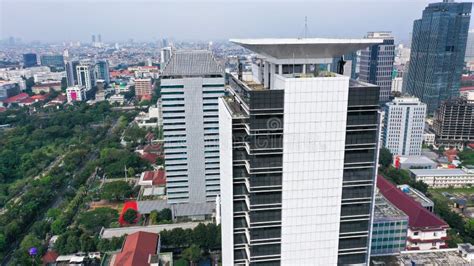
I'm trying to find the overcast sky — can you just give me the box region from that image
[0,0,472,43]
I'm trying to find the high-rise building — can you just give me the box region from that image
[160,47,173,66]
[98,34,102,43]
[40,55,65,69]
[66,60,80,86]
[383,97,426,156]
[359,31,395,103]
[91,34,96,43]
[76,63,96,91]
[160,50,225,204]
[219,38,381,265]
[392,77,403,93]
[95,60,110,84]
[465,29,474,63]
[66,85,87,102]
[135,78,153,99]
[23,53,37,68]
[433,92,474,145]
[405,1,472,113]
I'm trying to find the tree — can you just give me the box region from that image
[123,208,139,224]
[20,234,41,251]
[379,147,393,168]
[77,207,119,233]
[181,244,201,263]
[158,208,172,222]
[101,181,133,201]
[149,210,159,224]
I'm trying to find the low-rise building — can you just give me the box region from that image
[423,132,436,146]
[377,176,449,251]
[398,184,434,212]
[394,155,438,170]
[371,194,408,256]
[409,169,474,188]
[32,81,61,94]
[0,82,19,101]
[459,243,474,263]
[66,85,86,102]
[109,94,125,105]
[134,78,153,99]
[113,231,160,266]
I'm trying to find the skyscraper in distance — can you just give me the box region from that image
[23,53,37,68]
[219,38,382,265]
[66,60,80,87]
[359,31,395,104]
[382,97,426,156]
[160,50,225,204]
[76,62,96,91]
[405,0,472,113]
[95,60,110,84]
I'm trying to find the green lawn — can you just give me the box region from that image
[429,187,474,207]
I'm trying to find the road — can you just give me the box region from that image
[100,221,210,239]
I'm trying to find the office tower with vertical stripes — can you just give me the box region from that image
[219,38,382,265]
[161,50,225,204]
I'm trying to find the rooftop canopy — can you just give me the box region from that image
[230,38,383,60]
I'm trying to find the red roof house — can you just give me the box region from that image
[113,231,160,266]
[140,153,160,164]
[139,169,166,186]
[377,176,449,250]
[2,93,29,104]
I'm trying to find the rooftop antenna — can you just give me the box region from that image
[304,16,308,38]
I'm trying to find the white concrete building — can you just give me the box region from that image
[66,86,86,102]
[392,77,403,93]
[409,169,474,188]
[220,38,382,265]
[423,132,436,146]
[160,50,225,204]
[76,63,96,91]
[383,97,426,156]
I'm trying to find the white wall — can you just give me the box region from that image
[218,98,235,265]
[280,75,349,265]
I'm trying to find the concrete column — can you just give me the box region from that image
[264,62,269,88]
[278,64,283,75]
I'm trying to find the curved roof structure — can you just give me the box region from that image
[230,38,383,60]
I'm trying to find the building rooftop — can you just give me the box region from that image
[372,250,471,266]
[398,184,434,208]
[398,155,437,165]
[410,168,468,176]
[374,193,408,220]
[377,176,448,230]
[161,50,223,76]
[113,231,159,266]
[230,38,383,60]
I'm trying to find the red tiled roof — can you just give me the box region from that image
[460,86,474,91]
[377,176,448,230]
[143,143,162,154]
[0,107,6,112]
[42,250,59,264]
[3,93,29,103]
[51,94,67,103]
[145,132,155,141]
[31,94,48,101]
[142,169,166,186]
[19,97,35,104]
[462,75,474,81]
[140,153,159,164]
[114,231,159,266]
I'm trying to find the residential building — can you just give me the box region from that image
[393,155,437,170]
[409,168,474,188]
[383,97,426,156]
[433,92,474,145]
[109,94,125,105]
[359,31,395,103]
[405,1,472,113]
[66,86,87,102]
[398,184,434,212]
[40,55,65,69]
[377,176,449,251]
[161,50,225,204]
[113,231,160,266]
[135,78,153,99]
[0,82,19,101]
[95,60,110,84]
[220,38,382,265]
[76,63,96,91]
[371,194,408,256]
[65,60,79,86]
[23,53,37,68]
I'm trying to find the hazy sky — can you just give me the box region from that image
[0,0,472,43]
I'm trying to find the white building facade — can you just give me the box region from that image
[161,50,225,204]
[410,169,474,188]
[383,97,426,156]
[220,38,383,266]
[66,86,86,102]
[76,63,96,91]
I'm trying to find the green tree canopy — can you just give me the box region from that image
[101,181,133,201]
[123,208,138,224]
[77,207,119,233]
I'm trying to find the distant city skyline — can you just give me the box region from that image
[2,0,472,44]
